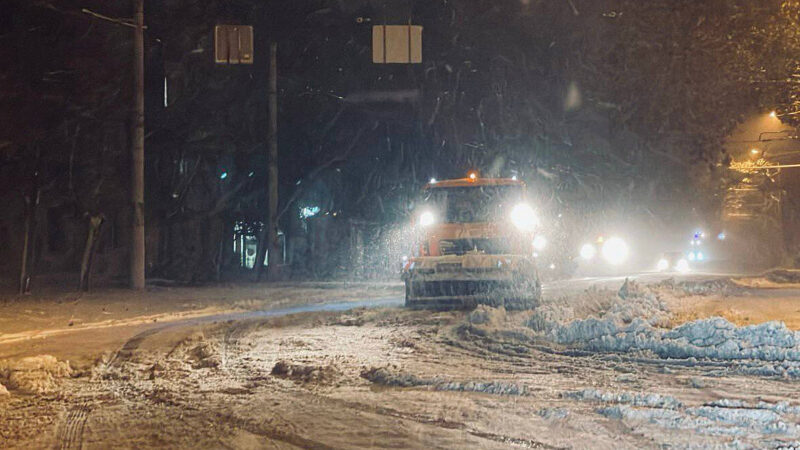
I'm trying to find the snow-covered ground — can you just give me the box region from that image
[0,281,402,351]
[2,277,800,448]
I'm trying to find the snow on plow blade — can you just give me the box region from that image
[402,254,541,311]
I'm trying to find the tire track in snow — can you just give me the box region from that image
[57,403,90,450]
[291,389,562,449]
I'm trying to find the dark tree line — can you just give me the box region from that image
[1,0,798,289]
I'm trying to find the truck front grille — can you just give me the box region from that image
[411,280,509,297]
[439,238,511,256]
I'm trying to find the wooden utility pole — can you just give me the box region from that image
[266,41,280,279]
[130,0,146,289]
[18,149,40,295]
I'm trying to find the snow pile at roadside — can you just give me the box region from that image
[559,317,800,365]
[167,331,221,370]
[706,399,800,415]
[734,269,800,288]
[559,389,800,444]
[537,407,569,419]
[528,279,670,340]
[686,405,791,433]
[598,404,799,439]
[0,355,72,394]
[568,389,800,440]
[188,340,221,369]
[272,360,340,384]
[361,367,528,395]
[527,287,625,332]
[528,280,800,371]
[598,399,800,441]
[764,269,800,284]
[670,278,749,296]
[564,389,682,409]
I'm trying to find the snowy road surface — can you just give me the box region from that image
[2,274,800,448]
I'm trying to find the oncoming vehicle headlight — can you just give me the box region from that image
[580,243,596,260]
[510,203,537,231]
[419,211,435,227]
[601,237,629,265]
[676,258,690,273]
[533,235,547,251]
[657,258,669,271]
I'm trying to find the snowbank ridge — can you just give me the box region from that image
[529,281,800,374]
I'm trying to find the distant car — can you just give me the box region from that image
[574,234,632,276]
[657,251,689,272]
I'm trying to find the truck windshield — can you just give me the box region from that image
[425,185,523,223]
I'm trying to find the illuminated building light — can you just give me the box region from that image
[301,206,321,218]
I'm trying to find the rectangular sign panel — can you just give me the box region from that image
[373,25,422,64]
[215,25,254,64]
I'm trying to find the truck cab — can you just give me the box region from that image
[402,173,541,310]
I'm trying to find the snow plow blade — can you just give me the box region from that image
[402,254,541,311]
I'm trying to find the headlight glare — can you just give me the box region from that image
[601,237,629,265]
[580,243,596,260]
[419,211,435,227]
[510,203,537,231]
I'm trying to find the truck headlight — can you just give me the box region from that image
[580,243,596,260]
[601,237,629,265]
[510,203,537,231]
[657,258,669,271]
[419,211,435,227]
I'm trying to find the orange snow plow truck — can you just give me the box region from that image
[402,172,542,310]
